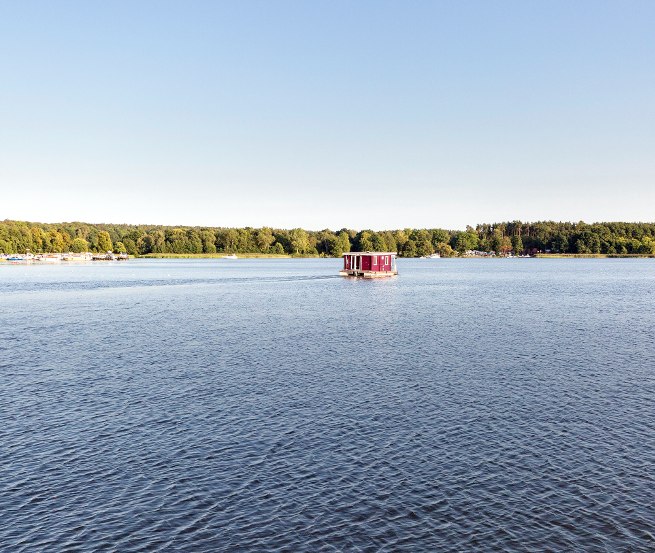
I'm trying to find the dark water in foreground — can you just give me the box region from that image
[1,258,654,552]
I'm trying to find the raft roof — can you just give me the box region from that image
[342,251,396,256]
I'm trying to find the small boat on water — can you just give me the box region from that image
[91,251,129,261]
[62,252,93,262]
[92,251,116,261]
[339,252,398,278]
[35,254,61,263]
[222,254,238,259]
[6,254,34,263]
[421,253,441,259]
[2,251,127,263]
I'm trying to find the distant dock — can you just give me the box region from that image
[1,251,128,263]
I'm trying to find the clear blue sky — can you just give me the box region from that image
[1,1,653,230]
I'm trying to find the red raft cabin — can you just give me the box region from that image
[339,252,398,278]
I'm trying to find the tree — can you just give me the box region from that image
[511,235,523,254]
[97,231,113,252]
[186,230,203,254]
[216,228,239,253]
[122,238,138,255]
[436,242,455,257]
[255,228,275,253]
[371,233,386,252]
[200,230,217,254]
[550,234,569,253]
[47,230,65,253]
[393,230,409,252]
[290,228,310,255]
[315,231,336,256]
[431,229,450,249]
[575,231,601,254]
[332,231,351,256]
[489,230,503,254]
[70,238,88,253]
[500,236,512,255]
[356,231,374,252]
[380,231,397,253]
[452,231,478,254]
[402,240,417,257]
[137,235,153,254]
[31,227,46,252]
[416,239,433,257]
[638,237,655,254]
[168,228,189,253]
[4,219,655,261]
[150,230,166,253]
[114,241,127,253]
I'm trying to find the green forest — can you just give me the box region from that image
[2,219,655,257]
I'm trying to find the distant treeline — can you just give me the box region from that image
[1,220,655,256]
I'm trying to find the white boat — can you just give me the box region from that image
[36,254,62,263]
[92,251,116,261]
[62,252,93,262]
[421,253,441,259]
[222,254,238,259]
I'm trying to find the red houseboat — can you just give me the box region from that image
[339,252,398,278]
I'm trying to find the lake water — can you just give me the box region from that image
[1,258,654,552]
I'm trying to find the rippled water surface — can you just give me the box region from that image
[1,258,654,552]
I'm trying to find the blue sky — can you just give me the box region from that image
[1,1,653,230]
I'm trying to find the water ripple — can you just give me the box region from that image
[1,259,654,551]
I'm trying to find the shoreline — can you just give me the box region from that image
[137,253,655,259]
[136,253,296,259]
[535,253,655,259]
[4,253,655,262]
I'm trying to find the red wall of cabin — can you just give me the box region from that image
[344,254,393,271]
